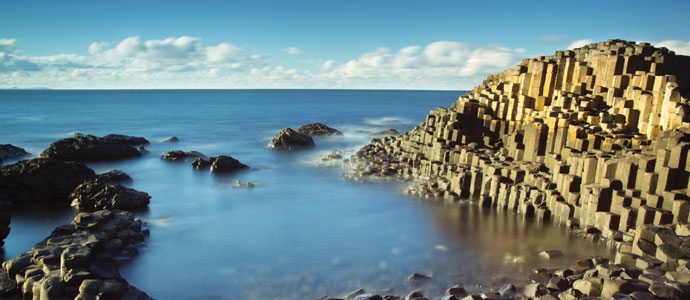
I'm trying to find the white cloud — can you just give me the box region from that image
[1,37,528,89]
[655,40,690,56]
[567,39,594,50]
[281,47,302,55]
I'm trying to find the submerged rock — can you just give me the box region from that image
[161,150,207,162]
[70,181,151,211]
[295,123,343,136]
[373,129,400,136]
[163,136,180,142]
[41,134,149,161]
[407,273,431,285]
[0,209,153,299]
[0,158,96,208]
[0,144,29,160]
[192,155,249,174]
[268,128,315,151]
[95,169,132,184]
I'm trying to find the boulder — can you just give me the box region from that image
[163,136,179,142]
[407,273,431,285]
[0,158,96,207]
[0,144,29,160]
[267,128,315,151]
[70,181,150,211]
[94,170,132,183]
[161,150,207,162]
[373,129,401,137]
[295,123,343,136]
[41,134,148,161]
[192,155,248,174]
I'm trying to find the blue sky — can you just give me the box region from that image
[2,0,690,89]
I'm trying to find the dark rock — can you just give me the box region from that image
[268,128,315,151]
[41,134,148,161]
[445,284,466,297]
[404,289,423,300]
[648,283,683,300]
[529,268,553,283]
[163,136,179,142]
[191,155,249,174]
[523,283,549,298]
[0,158,96,208]
[210,155,249,173]
[354,294,382,300]
[345,288,366,300]
[498,283,516,296]
[95,170,132,184]
[0,144,29,160]
[407,273,431,285]
[70,181,150,211]
[295,123,343,136]
[373,129,401,136]
[161,150,207,162]
[546,276,570,291]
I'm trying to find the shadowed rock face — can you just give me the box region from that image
[295,123,343,137]
[0,201,10,247]
[0,158,96,208]
[0,144,29,161]
[70,181,151,212]
[40,134,149,161]
[267,128,315,151]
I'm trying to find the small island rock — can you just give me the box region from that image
[192,155,249,174]
[95,169,132,183]
[162,150,206,162]
[0,158,96,208]
[268,128,315,151]
[70,181,151,211]
[41,134,149,161]
[163,136,180,142]
[373,129,401,136]
[295,123,343,136]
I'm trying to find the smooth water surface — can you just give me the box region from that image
[0,90,612,299]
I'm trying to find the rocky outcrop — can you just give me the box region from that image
[41,134,149,161]
[94,169,132,184]
[0,144,29,161]
[350,40,690,299]
[70,181,151,212]
[0,201,10,247]
[0,210,152,299]
[268,128,315,151]
[373,129,401,137]
[192,155,249,174]
[161,150,206,162]
[295,123,343,136]
[0,158,96,208]
[162,136,179,143]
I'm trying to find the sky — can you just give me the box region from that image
[2,0,690,90]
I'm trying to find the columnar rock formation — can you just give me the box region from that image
[351,40,690,294]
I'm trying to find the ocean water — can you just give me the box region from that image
[0,90,612,299]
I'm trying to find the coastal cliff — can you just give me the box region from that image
[352,39,690,290]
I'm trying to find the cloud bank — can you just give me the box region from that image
[3,36,687,90]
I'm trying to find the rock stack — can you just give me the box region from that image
[350,40,690,297]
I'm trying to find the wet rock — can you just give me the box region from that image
[547,276,570,291]
[404,289,423,300]
[296,123,343,137]
[345,288,366,300]
[601,279,635,298]
[407,273,431,285]
[523,283,548,298]
[529,268,553,283]
[373,129,401,137]
[0,158,95,208]
[0,144,29,160]
[232,180,256,189]
[267,128,315,151]
[192,155,249,174]
[572,278,603,296]
[70,181,150,211]
[161,150,206,162]
[94,169,132,183]
[445,284,466,297]
[41,134,148,161]
[163,136,179,142]
[354,294,383,300]
[648,283,683,299]
[498,283,516,296]
[539,250,563,259]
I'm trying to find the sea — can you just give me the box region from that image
[0,89,612,300]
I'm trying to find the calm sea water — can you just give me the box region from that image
[0,90,612,299]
